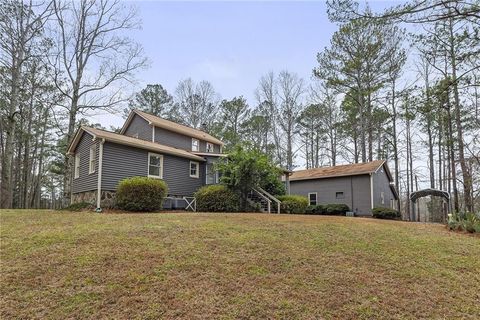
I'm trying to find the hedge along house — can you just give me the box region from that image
[285,160,399,216]
[67,110,225,209]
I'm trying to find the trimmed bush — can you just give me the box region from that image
[195,185,240,212]
[325,204,350,215]
[116,176,168,212]
[305,205,317,214]
[303,204,350,215]
[277,195,309,214]
[372,207,401,220]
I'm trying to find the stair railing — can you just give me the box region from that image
[251,188,271,213]
[256,187,281,214]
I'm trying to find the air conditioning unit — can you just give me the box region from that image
[173,198,186,209]
[346,211,355,217]
[163,197,174,210]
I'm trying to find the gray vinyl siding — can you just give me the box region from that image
[154,126,221,153]
[101,141,205,196]
[289,175,372,216]
[72,132,99,193]
[372,166,396,209]
[124,114,152,141]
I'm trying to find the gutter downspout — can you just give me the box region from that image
[350,176,354,212]
[370,173,374,210]
[96,139,105,210]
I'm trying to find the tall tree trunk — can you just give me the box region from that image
[448,17,473,211]
[446,99,459,212]
[63,94,78,206]
[391,82,400,212]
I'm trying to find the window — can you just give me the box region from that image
[335,192,344,199]
[192,138,199,152]
[190,161,199,178]
[381,192,385,205]
[206,164,218,184]
[89,145,96,174]
[148,153,163,178]
[74,154,80,179]
[308,192,317,206]
[206,142,214,153]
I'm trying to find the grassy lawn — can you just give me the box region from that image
[1,210,479,319]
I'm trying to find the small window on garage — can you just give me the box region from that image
[381,191,385,205]
[308,192,317,206]
[335,191,344,199]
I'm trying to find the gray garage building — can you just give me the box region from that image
[286,160,398,216]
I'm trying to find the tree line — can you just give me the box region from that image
[0,0,478,216]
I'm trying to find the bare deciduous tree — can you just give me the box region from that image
[49,0,147,205]
[174,78,219,130]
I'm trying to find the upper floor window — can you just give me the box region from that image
[308,192,317,206]
[89,145,96,174]
[206,142,214,153]
[192,138,199,152]
[74,154,80,179]
[190,161,199,178]
[148,153,163,178]
[336,191,344,199]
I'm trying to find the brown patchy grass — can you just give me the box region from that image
[1,210,479,319]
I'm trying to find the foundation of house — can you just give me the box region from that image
[71,190,116,208]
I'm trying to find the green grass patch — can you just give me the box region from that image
[1,210,479,319]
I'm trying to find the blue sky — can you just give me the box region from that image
[99,1,393,127]
[132,1,335,100]
[99,1,336,126]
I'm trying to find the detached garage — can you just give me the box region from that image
[285,160,398,216]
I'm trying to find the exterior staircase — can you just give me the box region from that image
[246,187,281,214]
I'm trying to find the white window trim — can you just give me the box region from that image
[89,145,96,174]
[74,153,80,179]
[192,138,199,152]
[308,192,317,206]
[190,161,199,178]
[147,152,164,179]
[206,142,214,153]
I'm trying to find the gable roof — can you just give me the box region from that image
[289,160,389,181]
[120,109,224,146]
[67,126,205,162]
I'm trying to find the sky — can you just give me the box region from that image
[93,1,339,127]
[93,1,398,127]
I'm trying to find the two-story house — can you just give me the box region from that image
[67,109,225,209]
